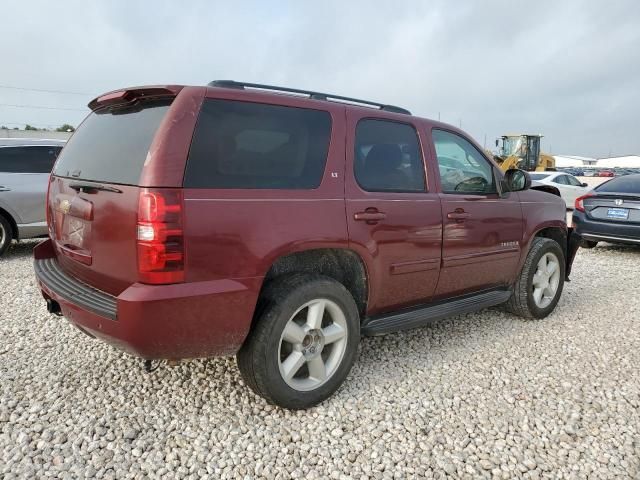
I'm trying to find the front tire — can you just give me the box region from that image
[0,215,14,257]
[505,237,565,319]
[237,274,360,409]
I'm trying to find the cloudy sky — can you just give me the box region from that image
[2,0,639,158]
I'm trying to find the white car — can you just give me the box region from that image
[529,171,591,209]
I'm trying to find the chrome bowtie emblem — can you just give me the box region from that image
[60,199,71,214]
[615,199,623,206]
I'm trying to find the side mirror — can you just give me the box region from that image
[504,169,531,192]
[581,182,588,187]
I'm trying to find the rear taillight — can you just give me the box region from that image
[45,176,52,226]
[137,188,185,284]
[46,176,54,237]
[575,193,594,212]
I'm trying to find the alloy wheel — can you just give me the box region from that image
[532,252,561,309]
[278,299,348,392]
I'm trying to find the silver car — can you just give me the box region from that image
[0,139,65,255]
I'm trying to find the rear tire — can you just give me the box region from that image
[504,237,565,319]
[0,215,13,257]
[580,239,598,249]
[237,274,360,409]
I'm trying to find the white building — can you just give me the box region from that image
[596,156,640,168]
[553,155,597,168]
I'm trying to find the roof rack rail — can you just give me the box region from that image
[208,80,411,115]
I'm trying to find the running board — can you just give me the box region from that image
[361,289,512,336]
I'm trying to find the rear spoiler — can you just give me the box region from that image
[88,85,183,111]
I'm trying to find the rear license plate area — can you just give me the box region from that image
[607,207,629,220]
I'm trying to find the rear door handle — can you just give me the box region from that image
[354,209,386,223]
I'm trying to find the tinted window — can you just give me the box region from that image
[432,130,496,194]
[596,175,640,193]
[184,100,331,189]
[354,119,425,192]
[53,99,172,185]
[553,175,569,185]
[529,173,550,180]
[0,146,61,173]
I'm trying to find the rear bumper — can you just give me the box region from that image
[34,239,262,359]
[572,211,640,245]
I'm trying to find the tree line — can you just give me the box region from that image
[0,124,75,132]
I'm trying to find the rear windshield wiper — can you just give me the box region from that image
[69,182,122,194]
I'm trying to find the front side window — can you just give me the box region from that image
[354,119,426,192]
[0,146,61,173]
[184,100,332,189]
[553,175,569,185]
[432,130,496,194]
[566,175,583,187]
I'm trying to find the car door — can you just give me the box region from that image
[564,174,590,207]
[551,174,573,207]
[346,114,442,315]
[0,145,60,225]
[430,128,523,298]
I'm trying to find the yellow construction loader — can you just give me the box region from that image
[491,134,555,172]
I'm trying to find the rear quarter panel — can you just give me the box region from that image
[182,96,349,283]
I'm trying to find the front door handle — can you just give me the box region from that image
[354,208,386,224]
[447,209,470,222]
[0,186,10,192]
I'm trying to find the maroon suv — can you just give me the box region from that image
[35,81,577,409]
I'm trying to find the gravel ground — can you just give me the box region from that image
[1,240,639,479]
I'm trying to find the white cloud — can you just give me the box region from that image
[2,0,639,157]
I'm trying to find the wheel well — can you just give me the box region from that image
[0,208,18,240]
[535,227,567,258]
[262,248,368,317]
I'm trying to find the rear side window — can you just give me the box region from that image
[184,100,332,189]
[529,173,550,180]
[0,146,62,173]
[53,99,172,185]
[596,175,640,193]
[354,119,426,192]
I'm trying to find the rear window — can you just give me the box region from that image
[596,175,640,193]
[184,99,332,189]
[53,99,172,185]
[0,146,62,173]
[529,173,550,180]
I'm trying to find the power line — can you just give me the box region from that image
[0,84,92,96]
[0,103,87,112]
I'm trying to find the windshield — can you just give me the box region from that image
[53,99,172,185]
[529,173,551,180]
[501,136,525,157]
